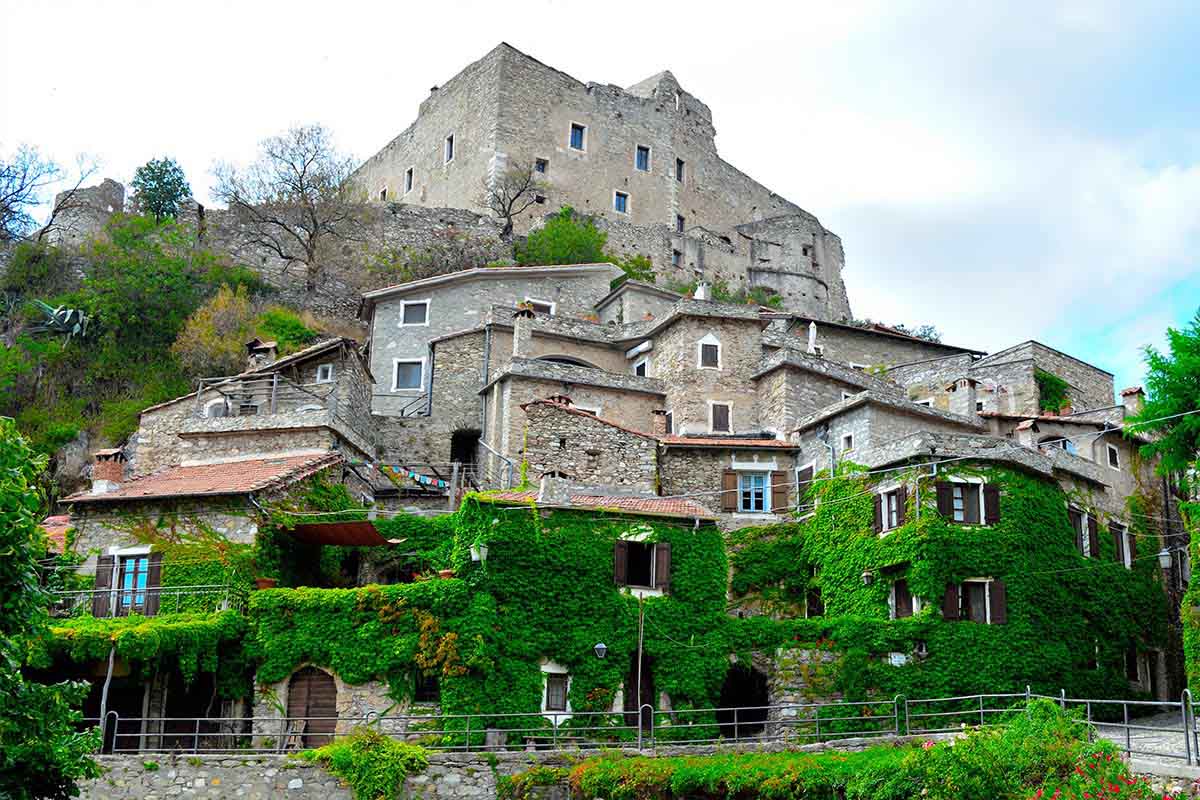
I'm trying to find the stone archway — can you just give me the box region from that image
[716,662,769,739]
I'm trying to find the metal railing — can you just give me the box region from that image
[83,690,1200,761]
[50,585,239,619]
[194,374,337,419]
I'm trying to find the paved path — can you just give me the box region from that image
[1094,710,1194,765]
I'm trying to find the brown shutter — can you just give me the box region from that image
[873,494,883,533]
[92,555,114,617]
[963,487,981,524]
[989,579,1007,624]
[1128,531,1137,561]
[721,470,738,512]
[1110,523,1124,564]
[1069,509,1083,554]
[653,542,671,592]
[935,483,953,517]
[770,471,788,513]
[896,485,908,526]
[144,552,164,617]
[983,485,1000,525]
[1087,516,1099,560]
[797,466,814,492]
[613,540,629,585]
[942,583,960,621]
[894,579,913,618]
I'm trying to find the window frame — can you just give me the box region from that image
[534,158,549,174]
[391,357,426,393]
[1106,443,1121,470]
[883,488,902,531]
[635,144,651,172]
[841,433,854,452]
[404,166,414,194]
[697,334,722,369]
[664,410,673,434]
[675,157,685,183]
[676,214,685,233]
[961,578,994,624]
[632,357,649,377]
[949,480,984,525]
[397,298,431,328]
[443,133,455,164]
[524,297,556,316]
[378,187,387,201]
[613,190,630,215]
[709,401,732,434]
[737,471,769,513]
[569,122,587,152]
[544,672,569,712]
[671,249,682,267]
[314,363,335,384]
[889,579,921,620]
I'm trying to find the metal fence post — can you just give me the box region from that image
[905,697,911,736]
[1085,702,1092,742]
[1059,689,1066,710]
[464,714,471,753]
[979,694,985,727]
[194,718,201,753]
[1123,702,1131,759]
[1183,689,1193,766]
[893,695,903,736]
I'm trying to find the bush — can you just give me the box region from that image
[302,729,428,800]
[515,207,607,266]
[256,307,317,353]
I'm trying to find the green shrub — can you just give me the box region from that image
[257,306,318,353]
[515,207,607,266]
[303,729,428,800]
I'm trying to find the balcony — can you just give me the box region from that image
[49,584,241,619]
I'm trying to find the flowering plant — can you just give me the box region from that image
[1032,750,1178,799]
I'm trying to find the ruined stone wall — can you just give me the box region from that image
[520,402,657,492]
[652,316,765,435]
[43,179,126,249]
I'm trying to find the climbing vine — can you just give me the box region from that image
[1035,368,1072,413]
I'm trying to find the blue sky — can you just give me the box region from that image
[2,0,1197,393]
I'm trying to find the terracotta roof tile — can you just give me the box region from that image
[484,491,714,520]
[40,515,71,552]
[64,452,343,504]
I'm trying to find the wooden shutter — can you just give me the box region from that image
[143,552,163,617]
[983,485,1000,525]
[873,494,883,533]
[989,579,1007,624]
[712,403,730,432]
[942,583,960,620]
[894,579,913,618]
[896,485,908,526]
[770,471,788,513]
[1110,523,1125,564]
[92,555,114,617]
[963,487,981,524]
[613,540,629,585]
[1069,509,1083,554]
[1128,531,1137,561]
[721,470,738,512]
[935,483,953,517]
[1087,515,1099,560]
[797,466,814,492]
[653,542,671,592]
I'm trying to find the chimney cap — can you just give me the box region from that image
[245,337,278,352]
[1120,386,1145,397]
[93,448,126,461]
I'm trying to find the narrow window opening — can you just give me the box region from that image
[569,123,586,151]
[444,134,455,163]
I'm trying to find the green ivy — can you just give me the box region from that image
[1035,368,1072,413]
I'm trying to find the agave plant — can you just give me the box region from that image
[28,299,89,340]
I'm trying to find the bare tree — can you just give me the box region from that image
[0,145,60,241]
[212,124,361,295]
[480,161,546,238]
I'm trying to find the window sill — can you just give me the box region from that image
[621,586,664,599]
[733,512,779,520]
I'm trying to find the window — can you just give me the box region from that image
[525,297,555,315]
[404,167,414,194]
[1069,508,1099,558]
[664,411,673,434]
[710,402,731,433]
[805,586,823,618]
[671,249,682,267]
[1107,444,1121,470]
[444,134,454,163]
[399,299,430,327]
[876,487,906,533]
[891,579,917,619]
[414,671,439,703]
[569,123,586,151]
[841,391,855,401]
[676,214,685,233]
[738,472,768,512]
[975,401,984,412]
[935,481,1000,525]
[1110,522,1133,569]
[203,398,228,418]
[392,359,425,391]
[633,358,648,377]
[379,187,387,201]
[944,579,1006,624]
[613,539,670,591]
[841,433,854,452]
[118,555,150,615]
[675,157,685,183]
[698,336,721,369]
[1125,647,1141,683]
[614,191,629,214]
[635,145,650,171]
[545,672,568,712]
[315,363,334,384]
[534,158,549,174]
[915,399,933,407]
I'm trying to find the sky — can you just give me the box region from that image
[2,0,1198,392]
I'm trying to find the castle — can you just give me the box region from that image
[351,43,853,322]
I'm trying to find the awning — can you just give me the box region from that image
[288,521,401,547]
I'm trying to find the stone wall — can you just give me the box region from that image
[658,446,798,523]
[79,754,351,800]
[975,342,1116,413]
[520,401,658,492]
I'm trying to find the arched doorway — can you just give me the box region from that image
[287,667,337,747]
[716,663,769,739]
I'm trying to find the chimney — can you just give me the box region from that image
[652,409,668,436]
[694,280,711,301]
[546,394,572,407]
[537,473,572,505]
[91,449,126,494]
[807,321,818,354]
[1121,386,1145,418]
[512,306,535,358]
[947,377,979,418]
[245,338,278,371]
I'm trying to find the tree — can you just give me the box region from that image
[131,157,191,222]
[515,207,607,266]
[1128,309,1200,479]
[0,418,100,798]
[1,145,60,241]
[212,125,362,296]
[479,160,546,238]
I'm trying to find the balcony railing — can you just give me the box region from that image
[49,584,240,619]
[193,374,340,419]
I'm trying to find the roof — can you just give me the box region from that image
[784,316,984,355]
[752,347,904,395]
[288,520,397,547]
[1120,386,1144,396]
[614,298,768,342]
[974,340,1114,377]
[40,515,71,552]
[658,435,798,449]
[64,452,343,504]
[593,280,685,312]
[481,357,666,396]
[482,490,715,520]
[791,391,984,435]
[359,263,623,310]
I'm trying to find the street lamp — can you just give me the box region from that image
[1157,548,1173,570]
[470,542,489,563]
[593,642,607,659]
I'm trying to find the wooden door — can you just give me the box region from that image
[287,667,337,747]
